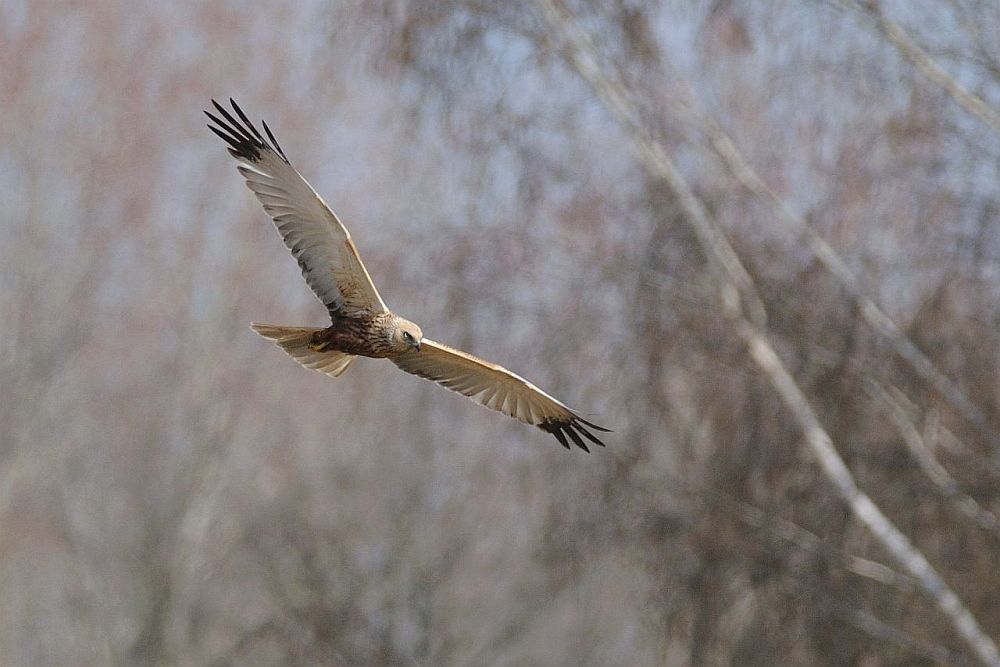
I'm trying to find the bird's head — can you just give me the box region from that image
[392,317,423,353]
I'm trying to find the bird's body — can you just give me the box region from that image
[312,313,414,358]
[206,99,609,450]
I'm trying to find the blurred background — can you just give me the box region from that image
[3,1,1000,665]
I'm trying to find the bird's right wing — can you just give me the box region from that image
[391,339,609,451]
[205,99,388,317]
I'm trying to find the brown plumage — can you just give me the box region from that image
[207,99,609,450]
[308,313,405,358]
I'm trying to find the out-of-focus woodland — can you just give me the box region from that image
[3,1,1000,665]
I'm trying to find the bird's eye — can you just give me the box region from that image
[403,332,413,342]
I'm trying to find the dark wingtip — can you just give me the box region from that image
[539,418,604,452]
[576,416,612,433]
[261,119,288,161]
[564,427,590,452]
[204,98,288,164]
[229,98,265,144]
[574,421,607,448]
[550,426,571,450]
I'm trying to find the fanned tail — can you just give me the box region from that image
[250,323,356,378]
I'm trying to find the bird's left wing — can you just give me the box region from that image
[205,99,388,317]
[391,340,609,451]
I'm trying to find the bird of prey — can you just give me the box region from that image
[206,99,609,451]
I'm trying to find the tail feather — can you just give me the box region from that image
[250,323,356,378]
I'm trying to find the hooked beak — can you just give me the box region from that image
[414,341,421,352]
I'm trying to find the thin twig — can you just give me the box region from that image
[623,462,917,591]
[779,577,976,667]
[726,493,912,590]
[867,379,1000,538]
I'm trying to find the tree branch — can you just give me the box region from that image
[532,1,1000,664]
[840,0,1000,134]
[660,57,1000,454]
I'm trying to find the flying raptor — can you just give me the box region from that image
[206,99,609,451]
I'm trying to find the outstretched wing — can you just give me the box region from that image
[205,99,387,317]
[391,340,609,451]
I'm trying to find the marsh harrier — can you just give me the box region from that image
[206,99,608,450]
